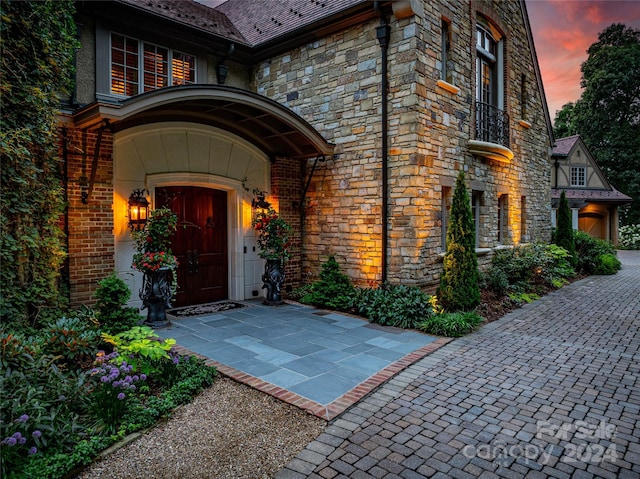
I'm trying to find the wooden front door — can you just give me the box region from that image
[157,186,228,307]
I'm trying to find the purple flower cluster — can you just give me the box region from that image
[0,415,42,455]
[91,351,147,400]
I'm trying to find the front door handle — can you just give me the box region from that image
[193,250,199,273]
[186,250,193,274]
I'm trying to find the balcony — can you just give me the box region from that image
[469,102,513,163]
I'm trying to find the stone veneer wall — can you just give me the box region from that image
[253,0,551,289]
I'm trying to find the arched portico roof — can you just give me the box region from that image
[71,85,335,159]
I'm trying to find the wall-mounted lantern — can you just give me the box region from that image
[128,189,150,231]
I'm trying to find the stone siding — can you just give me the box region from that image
[254,0,551,289]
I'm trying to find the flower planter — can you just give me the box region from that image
[140,266,173,328]
[262,258,285,305]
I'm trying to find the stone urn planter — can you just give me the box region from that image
[262,258,285,305]
[251,194,292,306]
[140,266,173,328]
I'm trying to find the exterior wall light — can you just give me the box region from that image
[128,189,150,231]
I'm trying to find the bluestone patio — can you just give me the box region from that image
[154,301,451,419]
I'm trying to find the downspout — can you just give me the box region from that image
[374,1,390,284]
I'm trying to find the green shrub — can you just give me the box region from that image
[619,224,640,249]
[483,268,509,296]
[351,284,434,329]
[95,273,142,334]
[573,231,617,274]
[42,315,101,362]
[593,253,621,275]
[417,311,483,337]
[286,283,313,301]
[555,191,576,265]
[490,243,574,293]
[0,331,91,477]
[508,292,540,305]
[437,171,480,311]
[300,256,355,311]
[101,326,176,376]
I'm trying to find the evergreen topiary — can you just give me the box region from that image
[300,256,354,311]
[436,171,480,311]
[555,191,576,265]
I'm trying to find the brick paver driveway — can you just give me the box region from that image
[277,251,640,479]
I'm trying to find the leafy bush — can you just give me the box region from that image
[1,320,217,479]
[351,284,434,329]
[482,268,509,296]
[573,231,617,274]
[593,254,621,275]
[286,283,313,301]
[95,274,141,334]
[619,224,640,249]
[42,315,101,362]
[417,311,483,337]
[508,292,540,305]
[300,256,355,311]
[1,331,91,477]
[490,243,574,293]
[101,326,177,376]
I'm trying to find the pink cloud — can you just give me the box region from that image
[527,0,640,117]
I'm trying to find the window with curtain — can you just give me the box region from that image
[110,32,196,97]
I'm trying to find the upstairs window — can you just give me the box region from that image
[111,33,196,97]
[475,17,508,147]
[570,166,586,187]
[440,19,452,83]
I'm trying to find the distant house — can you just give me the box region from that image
[61,0,554,310]
[551,135,631,244]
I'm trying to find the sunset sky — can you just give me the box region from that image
[201,0,640,121]
[526,0,640,119]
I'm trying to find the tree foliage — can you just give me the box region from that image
[436,171,480,312]
[0,0,78,326]
[553,24,640,225]
[552,102,577,139]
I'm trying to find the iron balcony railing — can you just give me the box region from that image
[475,102,510,148]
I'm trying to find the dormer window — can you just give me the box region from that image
[571,166,586,187]
[110,33,196,97]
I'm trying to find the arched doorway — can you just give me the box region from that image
[71,86,334,309]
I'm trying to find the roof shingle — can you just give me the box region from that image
[118,0,248,43]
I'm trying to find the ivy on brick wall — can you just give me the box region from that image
[0,0,78,326]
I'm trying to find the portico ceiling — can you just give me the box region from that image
[70,85,335,160]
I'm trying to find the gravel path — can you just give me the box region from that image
[75,377,326,479]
